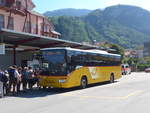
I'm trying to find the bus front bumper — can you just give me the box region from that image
[39,76,69,88]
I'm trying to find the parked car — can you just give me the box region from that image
[121,64,131,75]
[145,68,150,73]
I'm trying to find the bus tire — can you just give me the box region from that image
[110,74,114,83]
[80,77,87,89]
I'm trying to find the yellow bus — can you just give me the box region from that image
[38,47,122,88]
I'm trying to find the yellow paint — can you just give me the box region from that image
[39,66,122,88]
[122,90,143,99]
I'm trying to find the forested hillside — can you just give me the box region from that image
[48,5,150,48]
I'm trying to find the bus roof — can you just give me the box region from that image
[41,47,121,57]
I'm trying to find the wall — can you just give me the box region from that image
[0,8,59,37]
[0,50,34,70]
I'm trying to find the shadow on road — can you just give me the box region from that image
[8,81,118,98]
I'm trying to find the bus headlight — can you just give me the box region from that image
[59,80,66,83]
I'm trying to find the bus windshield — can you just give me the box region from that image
[40,49,67,76]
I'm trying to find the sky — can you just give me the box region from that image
[32,0,150,13]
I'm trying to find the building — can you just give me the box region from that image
[0,0,60,69]
[137,49,143,58]
[124,49,138,58]
[144,42,150,57]
[0,0,99,70]
[0,0,60,38]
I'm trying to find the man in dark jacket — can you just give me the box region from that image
[8,66,17,94]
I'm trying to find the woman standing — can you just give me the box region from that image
[17,67,22,92]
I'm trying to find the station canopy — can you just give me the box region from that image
[0,28,100,52]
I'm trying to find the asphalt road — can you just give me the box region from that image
[1,72,150,113]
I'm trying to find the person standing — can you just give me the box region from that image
[4,70,9,95]
[17,67,22,92]
[34,69,40,88]
[8,66,19,94]
[0,69,8,96]
[8,66,15,93]
[28,67,34,89]
[22,67,29,91]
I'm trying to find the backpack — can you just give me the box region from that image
[0,72,8,83]
[22,71,28,79]
[27,71,34,79]
[8,69,16,79]
[0,72,3,82]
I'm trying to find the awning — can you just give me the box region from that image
[0,28,100,51]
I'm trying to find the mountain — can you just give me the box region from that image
[103,5,150,35]
[48,5,150,48]
[44,8,92,17]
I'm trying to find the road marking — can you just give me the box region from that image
[122,90,144,99]
[60,90,144,100]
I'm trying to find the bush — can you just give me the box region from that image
[137,64,150,71]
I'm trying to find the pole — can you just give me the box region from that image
[13,47,16,65]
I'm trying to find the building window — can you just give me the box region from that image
[0,15,4,28]
[41,23,49,32]
[16,1,21,10]
[24,21,31,33]
[0,0,5,5]
[32,24,38,34]
[6,0,15,7]
[41,23,44,33]
[8,16,14,30]
[44,25,49,32]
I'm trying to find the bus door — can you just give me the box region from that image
[68,64,82,86]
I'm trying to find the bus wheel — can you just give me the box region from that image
[80,77,87,89]
[110,74,114,83]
